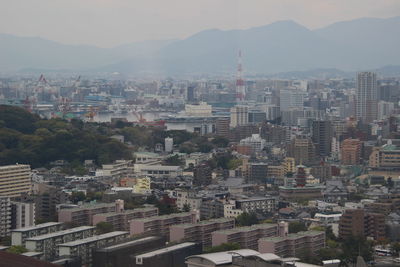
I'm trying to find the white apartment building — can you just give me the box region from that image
[230,105,248,128]
[239,134,266,154]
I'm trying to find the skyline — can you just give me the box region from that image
[1,0,400,47]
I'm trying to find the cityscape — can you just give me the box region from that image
[1,1,400,267]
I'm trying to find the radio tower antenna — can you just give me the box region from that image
[235,50,245,103]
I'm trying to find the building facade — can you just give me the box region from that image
[0,164,31,198]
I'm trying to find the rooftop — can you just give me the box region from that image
[131,212,193,223]
[11,222,63,233]
[58,231,128,247]
[135,242,196,258]
[97,236,160,252]
[59,202,114,212]
[26,226,95,241]
[171,218,234,229]
[213,223,277,235]
[94,207,158,217]
[259,231,324,242]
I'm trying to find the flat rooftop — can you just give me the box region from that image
[58,231,128,247]
[131,212,192,223]
[135,242,196,258]
[60,203,114,212]
[95,207,158,217]
[259,231,324,242]
[213,224,277,235]
[171,218,234,229]
[26,226,95,241]
[97,236,160,252]
[11,222,63,233]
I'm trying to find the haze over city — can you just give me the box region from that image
[1,0,400,47]
[1,1,400,267]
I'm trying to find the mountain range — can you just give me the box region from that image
[1,16,400,75]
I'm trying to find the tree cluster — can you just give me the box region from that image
[0,105,132,168]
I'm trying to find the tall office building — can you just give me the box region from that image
[279,89,304,111]
[230,105,248,128]
[356,72,378,123]
[0,164,31,198]
[186,86,195,102]
[312,120,332,157]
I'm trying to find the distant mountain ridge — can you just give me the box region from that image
[1,16,399,75]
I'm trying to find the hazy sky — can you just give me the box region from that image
[1,0,399,47]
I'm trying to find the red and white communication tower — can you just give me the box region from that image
[235,50,246,103]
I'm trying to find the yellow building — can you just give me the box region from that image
[0,164,31,198]
[133,177,151,194]
[369,141,400,170]
[283,157,296,175]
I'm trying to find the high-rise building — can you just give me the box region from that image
[186,86,195,102]
[215,117,230,138]
[312,120,332,157]
[11,201,35,229]
[339,209,385,240]
[0,164,31,198]
[356,72,378,123]
[230,105,248,128]
[279,89,304,111]
[287,136,316,165]
[0,196,11,237]
[164,137,173,153]
[341,139,362,165]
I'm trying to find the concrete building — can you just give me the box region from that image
[200,199,225,220]
[133,242,202,267]
[185,102,212,117]
[338,209,385,240]
[175,189,203,211]
[223,201,244,218]
[11,222,64,246]
[25,226,95,261]
[279,89,304,111]
[58,231,129,266]
[130,212,197,239]
[312,120,332,157]
[100,160,132,178]
[341,139,362,165]
[34,184,69,222]
[170,218,235,248]
[92,207,158,231]
[212,224,280,250]
[93,236,166,267]
[287,136,316,165]
[239,134,266,154]
[216,117,230,138]
[165,137,174,153]
[247,163,268,181]
[133,177,151,194]
[230,106,248,128]
[58,202,116,226]
[0,196,11,237]
[356,72,378,123]
[11,201,35,229]
[139,165,183,178]
[369,141,400,170]
[235,197,275,214]
[258,231,325,258]
[279,185,324,200]
[0,164,31,198]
